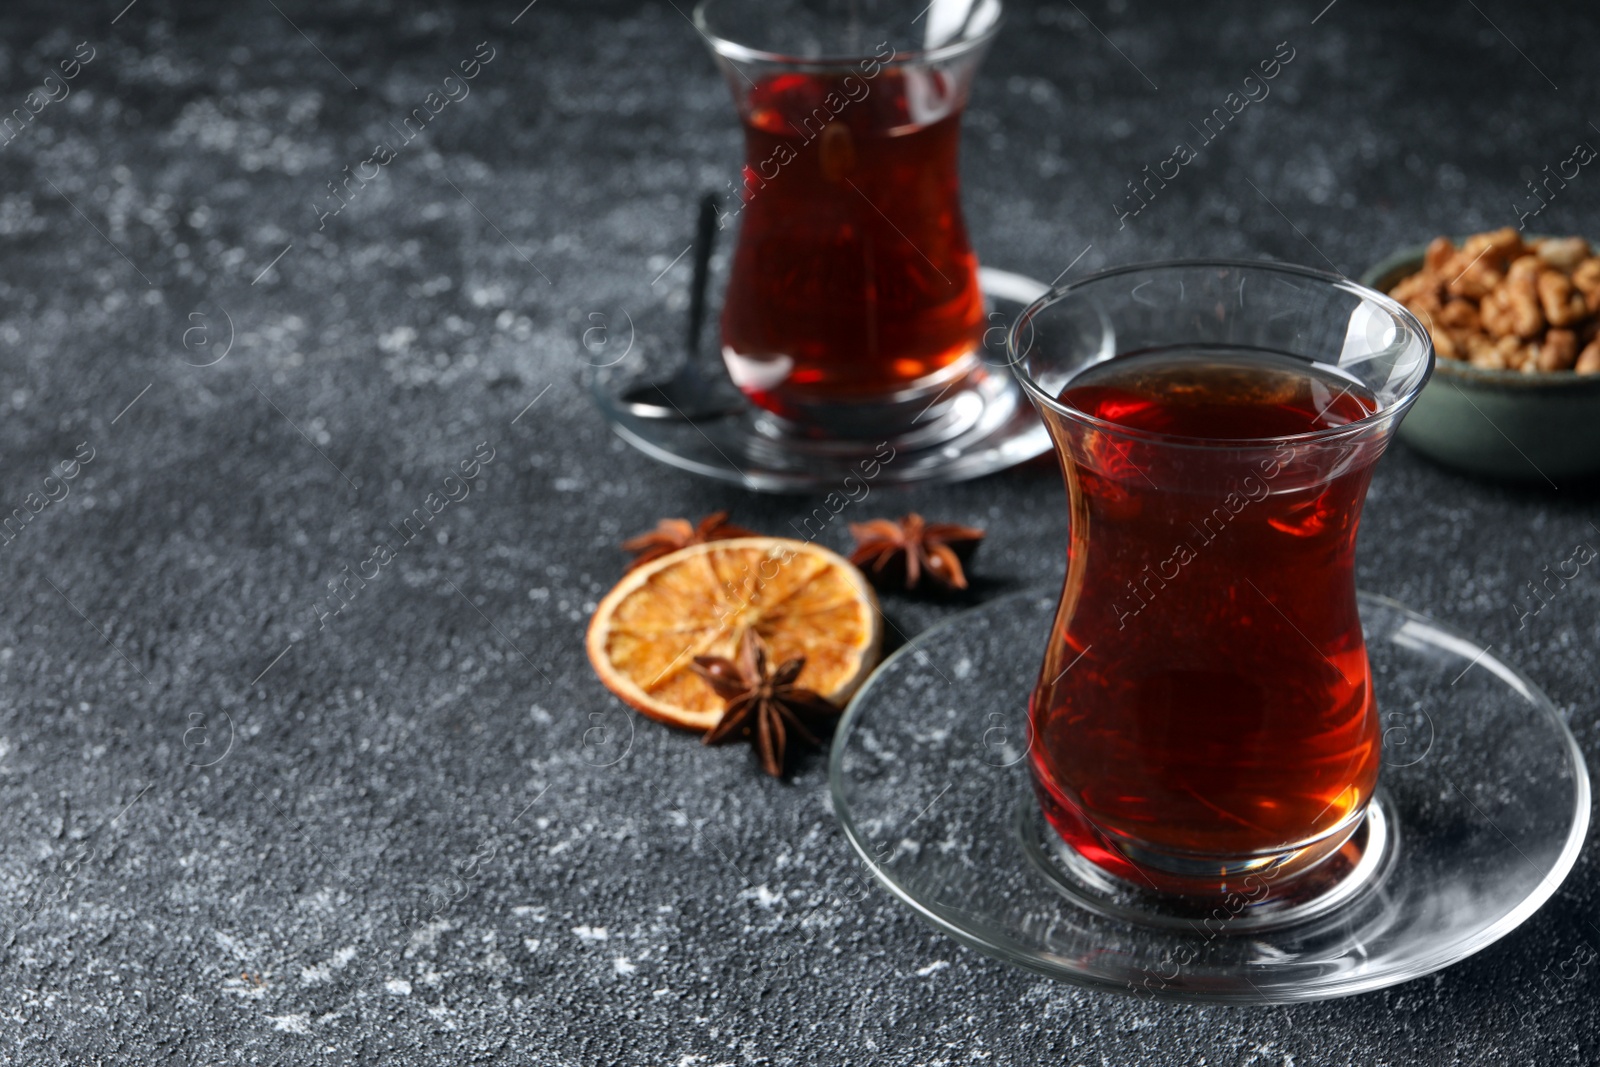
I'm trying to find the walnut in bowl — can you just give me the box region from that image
[1363,230,1600,482]
[1387,229,1600,374]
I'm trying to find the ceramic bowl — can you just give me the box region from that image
[1362,244,1600,483]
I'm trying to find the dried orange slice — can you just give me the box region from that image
[586,537,881,732]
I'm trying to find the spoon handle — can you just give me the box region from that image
[685,192,719,369]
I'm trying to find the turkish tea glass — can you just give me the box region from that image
[694,0,1002,439]
[1007,261,1433,899]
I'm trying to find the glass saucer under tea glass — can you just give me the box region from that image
[829,588,1590,1003]
[589,268,1052,491]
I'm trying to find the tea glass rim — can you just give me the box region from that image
[1005,258,1437,452]
[692,0,1004,69]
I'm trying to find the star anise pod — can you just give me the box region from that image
[691,630,839,777]
[848,513,985,592]
[621,510,756,570]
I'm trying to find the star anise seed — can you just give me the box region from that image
[848,512,985,592]
[690,630,839,777]
[621,510,756,570]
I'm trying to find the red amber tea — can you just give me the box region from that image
[1029,349,1384,891]
[718,68,986,429]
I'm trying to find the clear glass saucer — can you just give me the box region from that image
[829,589,1590,1004]
[588,268,1051,492]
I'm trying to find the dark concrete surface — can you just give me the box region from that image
[0,0,1595,1063]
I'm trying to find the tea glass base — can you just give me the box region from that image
[829,588,1590,1003]
[1021,792,1395,934]
[1031,770,1376,902]
[587,268,1052,492]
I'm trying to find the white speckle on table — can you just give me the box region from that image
[213,931,250,960]
[385,978,412,995]
[745,885,782,909]
[512,905,548,921]
[404,919,453,955]
[524,938,542,952]
[267,1013,311,1034]
[916,960,949,977]
[572,925,608,942]
[613,956,637,975]
[377,326,417,352]
[301,946,358,985]
[220,975,267,998]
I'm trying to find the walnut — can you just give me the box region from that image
[1464,332,1504,369]
[1390,270,1443,308]
[1479,288,1518,338]
[1497,334,1536,371]
[1501,257,1547,338]
[1438,299,1481,332]
[1536,269,1587,326]
[1401,296,1443,329]
[1579,339,1600,374]
[1444,260,1503,301]
[1463,226,1525,266]
[1423,236,1456,274]
[1535,328,1579,371]
[1535,236,1591,272]
[1443,233,1519,298]
[1572,258,1600,313]
[1392,230,1600,375]
[1432,327,1461,361]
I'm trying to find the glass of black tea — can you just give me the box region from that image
[1006,261,1433,900]
[694,0,1002,440]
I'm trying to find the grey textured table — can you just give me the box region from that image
[0,0,1596,1063]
